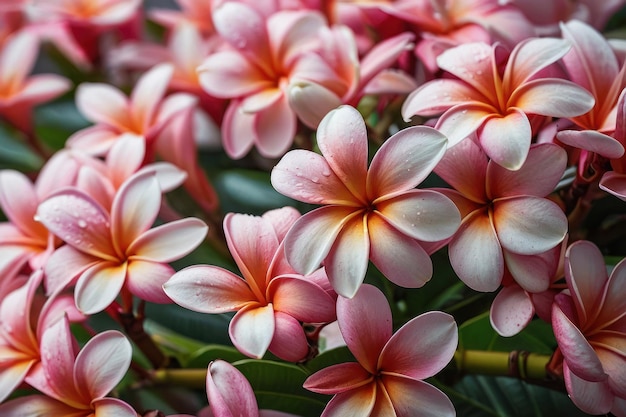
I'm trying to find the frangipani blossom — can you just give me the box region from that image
[271,105,460,298]
[434,139,568,292]
[37,169,208,314]
[67,62,196,156]
[402,37,595,170]
[206,359,299,417]
[304,284,457,416]
[0,314,136,416]
[164,207,336,361]
[552,240,626,416]
[0,29,71,133]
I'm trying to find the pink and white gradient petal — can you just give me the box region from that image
[229,304,275,359]
[267,311,309,362]
[268,277,335,323]
[206,360,260,417]
[75,83,131,131]
[478,109,532,170]
[125,260,174,304]
[382,375,455,417]
[75,262,128,315]
[564,362,614,415]
[490,285,534,337]
[303,362,373,395]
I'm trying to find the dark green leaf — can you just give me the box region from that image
[0,124,44,171]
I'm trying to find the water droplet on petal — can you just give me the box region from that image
[78,220,87,228]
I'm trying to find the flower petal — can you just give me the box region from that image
[130,63,174,132]
[449,209,504,292]
[402,79,486,119]
[435,104,493,147]
[164,265,255,313]
[221,100,257,159]
[368,213,433,288]
[125,260,173,304]
[74,330,132,400]
[503,249,556,293]
[600,171,626,201]
[434,137,488,203]
[596,256,626,328]
[316,106,369,203]
[563,362,613,415]
[39,315,77,401]
[493,197,567,255]
[317,383,376,417]
[44,245,99,295]
[197,51,272,98]
[254,94,297,158]
[557,130,625,159]
[229,304,275,358]
[504,38,571,88]
[0,170,47,239]
[288,81,342,129]
[552,301,607,382]
[380,311,457,379]
[127,218,207,262]
[375,190,461,242]
[381,375,456,417]
[490,285,534,337]
[0,361,35,404]
[268,277,336,323]
[304,362,372,395]
[75,262,128,315]
[283,206,354,276]
[367,126,447,199]
[0,395,82,416]
[75,83,130,130]
[512,79,595,118]
[326,213,370,299]
[267,311,309,362]
[93,397,137,417]
[338,284,392,374]
[206,360,259,417]
[478,109,531,170]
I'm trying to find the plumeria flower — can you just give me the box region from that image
[433,139,568,292]
[0,314,137,416]
[164,207,336,361]
[304,284,457,416]
[552,240,626,416]
[0,29,71,133]
[271,105,460,298]
[602,88,626,200]
[402,37,595,170]
[555,20,626,164]
[36,169,208,314]
[206,359,299,417]
[0,270,85,403]
[66,63,196,156]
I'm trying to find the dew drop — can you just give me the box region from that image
[78,220,88,228]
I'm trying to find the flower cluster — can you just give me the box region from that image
[1,0,626,416]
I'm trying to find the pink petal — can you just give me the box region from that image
[125,260,173,304]
[91,0,141,25]
[557,130,625,159]
[269,11,327,67]
[111,171,161,254]
[206,360,259,417]
[267,311,309,362]
[39,315,77,401]
[325,213,370,299]
[75,166,115,210]
[65,125,124,156]
[490,285,534,337]
[92,397,137,417]
[478,109,532,170]
[375,190,461,242]
[197,51,272,98]
[254,95,297,158]
[0,31,38,88]
[44,245,99,296]
[261,206,301,242]
[106,135,146,187]
[74,330,132,400]
[359,32,414,88]
[435,104,494,147]
[503,250,555,293]
[75,83,131,130]
[504,38,571,88]
[596,256,626,328]
[268,276,336,323]
[271,150,357,205]
[287,81,342,129]
[0,395,82,416]
[600,171,626,201]
[338,284,392,374]
[130,63,174,132]
[163,265,256,313]
[487,143,567,198]
[221,100,257,159]
[0,360,35,403]
[75,262,128,315]
[596,347,626,398]
[434,137,488,203]
[401,79,485,119]
[363,69,418,96]
[563,362,613,415]
[284,206,355,275]
[512,79,595,118]
[137,161,188,193]
[0,170,47,239]
[381,375,455,417]
[368,213,433,288]
[304,362,373,395]
[229,304,275,358]
[380,311,457,379]
[552,303,607,382]
[367,126,447,199]
[127,218,207,263]
[316,106,369,203]
[36,189,117,261]
[18,74,71,103]
[316,384,376,417]
[449,209,504,292]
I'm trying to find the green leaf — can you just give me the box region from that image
[185,344,247,368]
[301,346,354,374]
[458,312,556,355]
[234,359,328,417]
[0,124,44,171]
[440,375,594,417]
[34,100,90,151]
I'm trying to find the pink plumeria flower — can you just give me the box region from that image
[36,169,208,314]
[271,105,460,298]
[149,0,218,38]
[0,314,136,416]
[552,240,626,416]
[197,2,331,158]
[164,207,336,361]
[304,284,457,416]
[434,139,568,292]
[206,359,300,417]
[602,88,626,200]
[66,63,196,156]
[0,29,70,133]
[402,37,595,170]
